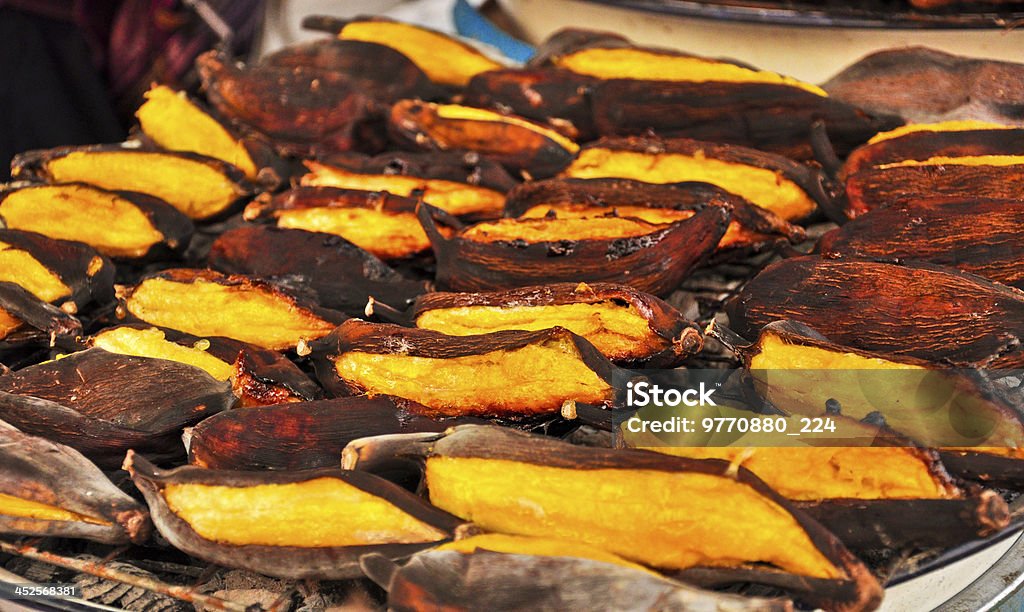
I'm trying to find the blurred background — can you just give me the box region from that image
[4,0,1023,180]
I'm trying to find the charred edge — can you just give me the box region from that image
[126,450,465,534]
[939,450,1024,489]
[0,282,82,341]
[796,493,1011,550]
[317,150,518,194]
[187,396,458,471]
[114,190,195,256]
[426,203,729,296]
[0,229,116,306]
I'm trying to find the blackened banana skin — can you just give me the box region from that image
[409,282,703,368]
[0,419,151,544]
[420,202,730,296]
[209,225,429,317]
[361,549,794,612]
[464,68,599,141]
[842,128,1024,179]
[504,177,805,253]
[197,50,375,157]
[345,425,884,612]
[187,395,466,471]
[843,163,1024,219]
[0,182,194,259]
[126,452,465,580]
[10,144,250,223]
[728,257,1024,369]
[590,79,899,160]
[387,100,579,178]
[0,349,234,467]
[262,38,445,103]
[818,197,1024,289]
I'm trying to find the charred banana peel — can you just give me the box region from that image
[305,16,504,87]
[0,230,113,344]
[505,177,806,253]
[0,229,114,309]
[0,282,82,345]
[186,395,460,471]
[537,37,826,92]
[243,187,432,260]
[344,425,883,611]
[844,163,1024,219]
[313,320,618,418]
[463,68,599,141]
[635,421,1011,549]
[0,419,151,545]
[434,533,652,572]
[822,48,1024,125]
[533,35,896,157]
[90,325,234,381]
[0,183,192,260]
[940,447,1024,490]
[261,38,445,103]
[300,153,511,219]
[196,51,374,157]
[840,121,1024,218]
[419,200,729,296]
[388,100,579,178]
[717,320,1024,447]
[125,451,465,580]
[120,268,346,351]
[11,144,251,221]
[728,257,1024,369]
[360,548,794,612]
[818,197,1024,290]
[408,282,702,368]
[89,324,320,407]
[135,84,282,188]
[841,121,1023,179]
[561,137,828,221]
[208,224,429,317]
[0,348,234,467]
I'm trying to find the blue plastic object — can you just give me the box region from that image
[452,0,535,63]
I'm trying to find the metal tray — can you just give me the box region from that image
[587,0,1024,29]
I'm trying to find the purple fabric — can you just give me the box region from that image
[107,0,265,99]
[107,0,180,95]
